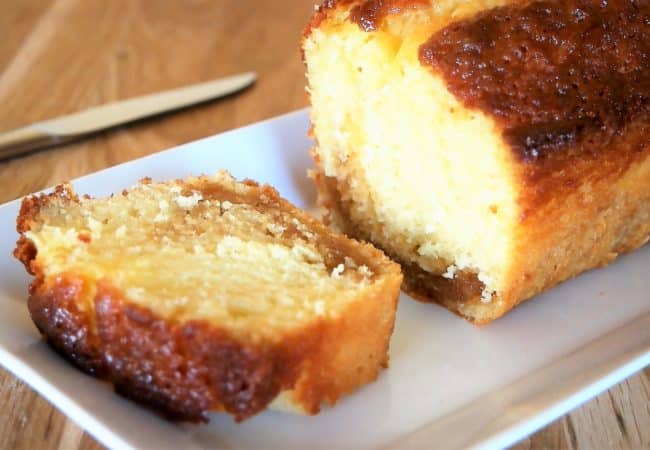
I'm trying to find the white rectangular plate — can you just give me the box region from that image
[0,109,648,450]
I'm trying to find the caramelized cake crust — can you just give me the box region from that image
[420,0,650,208]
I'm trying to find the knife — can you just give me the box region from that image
[0,71,257,160]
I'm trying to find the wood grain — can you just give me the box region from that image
[0,1,648,449]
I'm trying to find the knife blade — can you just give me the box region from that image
[0,71,257,160]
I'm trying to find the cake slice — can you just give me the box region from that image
[303,0,650,324]
[13,172,402,422]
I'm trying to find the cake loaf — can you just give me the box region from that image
[14,172,402,421]
[303,0,650,324]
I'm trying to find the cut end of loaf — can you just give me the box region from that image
[304,2,519,323]
[311,168,513,325]
[15,171,402,421]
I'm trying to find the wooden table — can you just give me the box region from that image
[1,1,648,449]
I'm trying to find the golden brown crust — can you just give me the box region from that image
[95,282,316,422]
[420,0,648,158]
[419,0,650,212]
[279,273,400,410]
[304,0,338,39]
[311,147,650,325]
[28,275,106,376]
[14,183,78,274]
[501,142,650,314]
[27,274,305,421]
[25,273,399,422]
[15,176,402,421]
[305,0,430,38]
[348,0,430,31]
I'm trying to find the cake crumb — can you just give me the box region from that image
[301,230,315,240]
[126,287,146,300]
[222,201,233,211]
[442,265,457,279]
[278,297,295,306]
[115,225,127,238]
[292,244,322,263]
[266,223,286,236]
[175,192,202,209]
[344,256,358,268]
[359,265,373,278]
[480,288,494,303]
[86,217,102,238]
[313,300,326,316]
[331,263,345,278]
[153,212,168,223]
